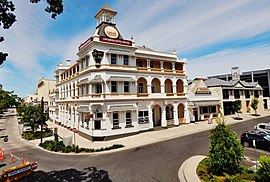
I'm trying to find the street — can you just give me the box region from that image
[1,110,270,182]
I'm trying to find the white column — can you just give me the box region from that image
[160,61,164,72]
[172,62,175,71]
[75,81,78,96]
[161,106,167,127]
[148,105,154,129]
[184,102,190,123]
[147,59,151,68]
[147,84,151,94]
[173,103,179,126]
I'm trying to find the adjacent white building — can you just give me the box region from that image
[188,78,221,122]
[53,4,190,141]
[24,94,38,104]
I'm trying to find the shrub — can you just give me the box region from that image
[255,155,270,182]
[207,119,244,175]
[39,140,124,153]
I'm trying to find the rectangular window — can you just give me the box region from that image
[138,83,144,93]
[124,82,129,93]
[138,110,149,123]
[96,112,103,118]
[94,120,101,130]
[113,112,119,128]
[124,55,129,66]
[86,57,89,67]
[111,54,117,64]
[85,85,89,95]
[126,112,132,126]
[210,106,216,113]
[137,60,143,67]
[111,81,117,93]
[95,84,102,93]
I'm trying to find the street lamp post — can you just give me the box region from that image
[41,97,44,144]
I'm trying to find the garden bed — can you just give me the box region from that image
[197,158,256,182]
[22,128,53,140]
[39,140,124,153]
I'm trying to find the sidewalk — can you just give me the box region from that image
[30,110,270,153]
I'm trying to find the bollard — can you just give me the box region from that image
[0,148,4,160]
[21,154,24,164]
[10,152,14,163]
[26,158,29,163]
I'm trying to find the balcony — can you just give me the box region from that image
[137,93,149,97]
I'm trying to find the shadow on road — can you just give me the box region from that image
[22,166,112,182]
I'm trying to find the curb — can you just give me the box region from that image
[178,155,206,182]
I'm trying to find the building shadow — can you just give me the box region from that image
[21,166,112,182]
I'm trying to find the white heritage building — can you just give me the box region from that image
[53,5,190,141]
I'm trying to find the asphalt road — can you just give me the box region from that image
[1,110,270,182]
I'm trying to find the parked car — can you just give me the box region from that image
[22,124,32,133]
[254,123,270,134]
[240,131,270,151]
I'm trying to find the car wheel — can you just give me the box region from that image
[243,141,249,147]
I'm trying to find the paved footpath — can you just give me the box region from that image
[30,110,270,153]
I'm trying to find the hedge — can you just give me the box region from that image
[39,140,124,153]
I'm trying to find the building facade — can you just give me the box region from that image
[204,78,264,115]
[208,68,270,109]
[24,94,38,104]
[188,78,221,122]
[37,77,56,103]
[53,5,190,141]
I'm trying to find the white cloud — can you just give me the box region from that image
[1,0,270,96]
[187,45,270,79]
[115,0,270,53]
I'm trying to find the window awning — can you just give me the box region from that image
[108,105,136,112]
[77,78,89,85]
[107,76,136,82]
[77,106,89,112]
[89,75,104,84]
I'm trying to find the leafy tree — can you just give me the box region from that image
[0,0,63,65]
[20,104,48,131]
[255,155,270,182]
[0,89,21,113]
[207,119,244,175]
[251,98,259,115]
[232,100,242,119]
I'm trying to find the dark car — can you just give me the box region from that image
[240,131,270,151]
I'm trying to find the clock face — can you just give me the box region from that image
[104,26,119,39]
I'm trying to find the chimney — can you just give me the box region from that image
[66,59,71,66]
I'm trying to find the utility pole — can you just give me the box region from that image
[41,97,44,144]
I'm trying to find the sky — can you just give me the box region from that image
[1,0,270,97]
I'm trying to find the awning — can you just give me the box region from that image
[77,78,89,85]
[107,76,136,82]
[108,105,136,112]
[77,106,89,112]
[89,75,104,84]
[107,49,135,56]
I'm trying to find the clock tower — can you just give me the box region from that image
[94,3,124,40]
[95,3,117,26]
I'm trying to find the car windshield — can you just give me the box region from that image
[264,135,270,141]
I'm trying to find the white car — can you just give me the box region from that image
[22,124,32,133]
[254,123,270,134]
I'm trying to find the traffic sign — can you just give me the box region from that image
[71,128,77,133]
[31,162,38,171]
